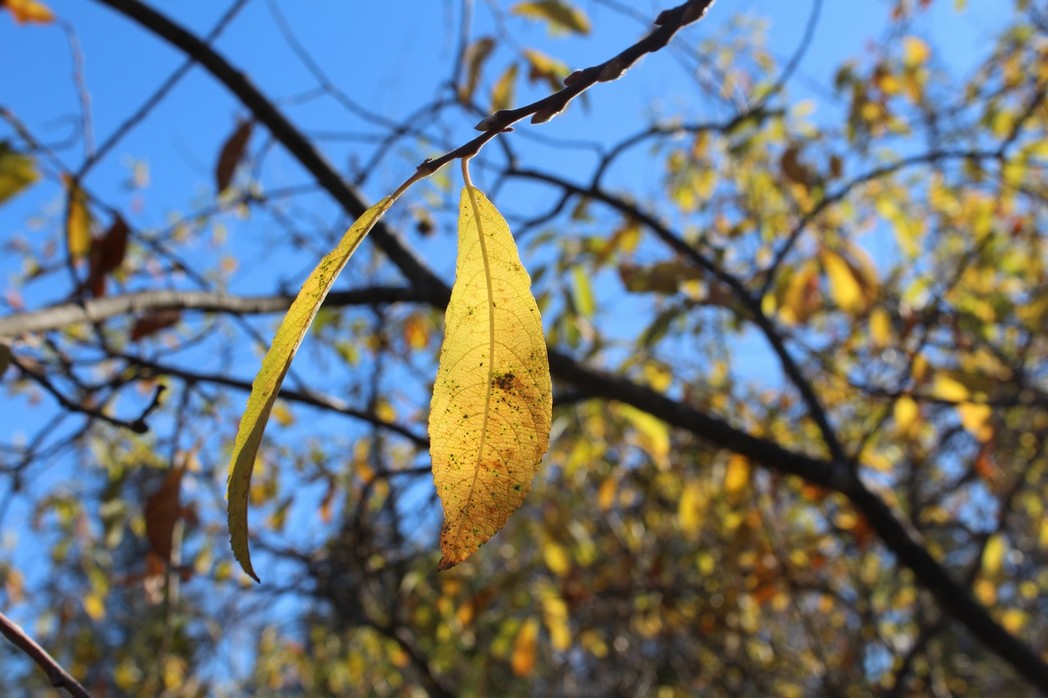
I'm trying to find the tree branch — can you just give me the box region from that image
[415,0,719,171]
[0,287,425,338]
[0,611,93,698]
[121,354,429,447]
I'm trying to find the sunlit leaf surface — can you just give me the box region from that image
[227,196,396,581]
[430,186,552,570]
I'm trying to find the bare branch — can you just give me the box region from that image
[0,611,93,698]
[0,287,425,337]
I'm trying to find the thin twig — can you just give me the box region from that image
[414,0,719,174]
[0,611,94,698]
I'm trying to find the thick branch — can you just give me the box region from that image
[0,611,93,698]
[549,353,1048,691]
[90,0,449,304]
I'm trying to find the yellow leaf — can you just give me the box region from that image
[227,195,398,581]
[571,265,595,318]
[1000,608,1027,634]
[491,63,519,113]
[957,402,993,442]
[511,0,590,35]
[724,454,750,495]
[982,534,1006,576]
[821,249,866,314]
[83,593,106,621]
[779,262,819,325]
[63,174,92,261]
[542,539,571,576]
[542,592,571,651]
[0,142,39,203]
[511,618,540,676]
[270,401,295,427]
[614,403,670,469]
[931,373,969,402]
[459,36,494,103]
[974,577,996,606]
[893,395,920,439]
[902,36,931,67]
[869,307,893,348]
[3,0,53,23]
[430,185,552,570]
[597,476,616,511]
[678,480,706,536]
[523,49,569,91]
[403,313,430,350]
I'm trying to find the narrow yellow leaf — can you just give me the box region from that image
[0,142,39,204]
[893,395,920,439]
[597,476,616,511]
[869,306,893,348]
[430,185,552,570]
[931,373,969,402]
[511,618,540,676]
[957,402,993,442]
[459,36,495,103]
[678,480,706,536]
[982,534,1006,576]
[614,403,670,469]
[542,592,571,651]
[227,196,397,581]
[571,265,595,318]
[491,63,519,113]
[63,174,92,261]
[724,454,750,495]
[821,249,865,314]
[511,0,590,35]
[542,539,571,576]
[780,262,819,325]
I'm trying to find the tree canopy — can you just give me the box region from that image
[1,0,1047,695]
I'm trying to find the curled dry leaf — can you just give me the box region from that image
[2,0,54,24]
[215,120,253,194]
[86,213,130,298]
[130,310,182,341]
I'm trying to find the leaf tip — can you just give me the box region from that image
[230,533,261,583]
